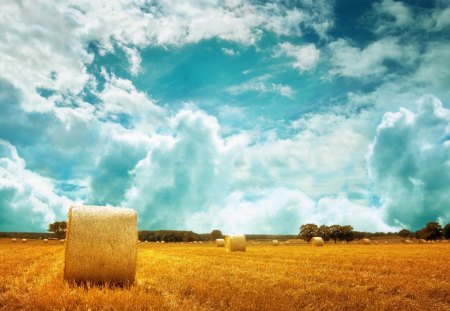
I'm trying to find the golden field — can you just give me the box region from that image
[0,239,449,311]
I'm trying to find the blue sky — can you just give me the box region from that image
[1,0,449,233]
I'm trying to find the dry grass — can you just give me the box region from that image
[0,239,449,311]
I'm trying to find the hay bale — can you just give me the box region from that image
[11,238,17,243]
[403,239,413,244]
[224,234,246,252]
[64,205,137,283]
[272,240,280,246]
[374,241,379,245]
[215,239,225,247]
[361,238,371,245]
[384,241,389,244]
[310,237,324,246]
[60,239,65,243]
[284,241,290,245]
[161,241,166,244]
[442,240,449,243]
[418,239,426,244]
[21,239,27,243]
[43,239,48,243]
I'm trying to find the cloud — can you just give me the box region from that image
[122,46,142,76]
[328,38,417,78]
[275,42,320,72]
[414,43,450,93]
[227,75,293,98]
[0,140,73,231]
[372,0,413,33]
[368,95,450,230]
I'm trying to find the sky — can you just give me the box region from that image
[0,0,450,234]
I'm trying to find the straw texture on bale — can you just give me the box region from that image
[64,205,137,283]
[224,234,246,252]
[272,240,280,246]
[310,237,324,246]
[215,239,225,247]
[361,238,371,245]
[11,238,17,243]
[21,239,27,243]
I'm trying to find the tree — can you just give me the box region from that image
[341,225,354,243]
[329,225,343,243]
[398,229,412,239]
[211,230,223,241]
[444,224,450,239]
[299,224,318,242]
[422,222,443,240]
[317,225,331,242]
[48,221,67,239]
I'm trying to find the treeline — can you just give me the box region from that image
[0,232,56,239]
[245,234,298,240]
[138,229,224,242]
[299,222,450,243]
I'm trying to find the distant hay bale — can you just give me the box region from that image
[43,239,48,243]
[272,240,280,246]
[64,205,137,284]
[403,240,413,244]
[215,239,225,247]
[361,238,371,245]
[418,239,426,244]
[442,240,449,243]
[374,241,379,245]
[161,241,166,244]
[384,241,389,244]
[224,234,246,252]
[60,239,65,243]
[193,241,198,244]
[431,240,436,243]
[21,239,27,243]
[11,238,17,243]
[198,241,203,244]
[284,241,290,245]
[310,237,324,247]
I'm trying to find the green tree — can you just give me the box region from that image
[422,222,443,240]
[299,224,318,242]
[341,225,354,243]
[329,225,343,243]
[317,225,331,242]
[444,224,450,239]
[211,230,223,240]
[48,221,67,239]
[398,229,412,239]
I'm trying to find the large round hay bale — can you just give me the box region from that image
[215,239,225,247]
[310,237,324,246]
[64,205,137,284]
[224,234,246,252]
[21,239,27,243]
[361,238,371,245]
[272,240,279,246]
[11,238,17,243]
[418,239,426,244]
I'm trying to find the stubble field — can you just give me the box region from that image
[0,239,449,311]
